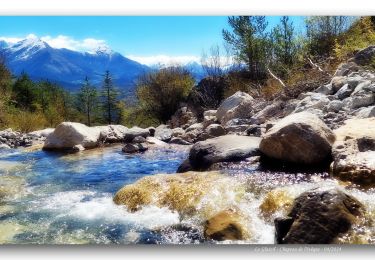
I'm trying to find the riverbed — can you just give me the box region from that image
[1,145,374,244]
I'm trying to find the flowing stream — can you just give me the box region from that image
[1,145,375,244]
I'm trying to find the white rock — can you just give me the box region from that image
[216,91,254,124]
[44,122,101,150]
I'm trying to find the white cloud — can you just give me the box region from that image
[0,36,24,44]
[41,35,108,53]
[126,55,201,66]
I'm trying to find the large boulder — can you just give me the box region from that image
[331,118,375,186]
[43,122,101,151]
[186,135,261,171]
[259,112,335,165]
[216,91,254,125]
[275,188,364,244]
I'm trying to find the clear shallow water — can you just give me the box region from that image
[1,145,375,245]
[0,145,187,244]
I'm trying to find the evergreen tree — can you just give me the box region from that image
[0,55,12,100]
[78,77,98,126]
[101,71,119,124]
[12,72,38,110]
[222,16,271,80]
[271,16,298,77]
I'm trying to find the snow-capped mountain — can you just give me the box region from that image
[0,36,150,92]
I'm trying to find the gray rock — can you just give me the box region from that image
[0,144,11,149]
[351,80,372,96]
[275,188,364,244]
[122,143,148,153]
[205,124,226,137]
[185,123,204,133]
[349,93,375,109]
[186,135,261,171]
[335,84,354,100]
[333,62,359,77]
[316,84,334,95]
[331,76,348,93]
[224,125,249,134]
[251,101,284,124]
[350,45,375,66]
[171,127,185,137]
[260,112,335,165]
[331,118,375,186]
[294,93,330,113]
[154,125,173,142]
[326,100,344,112]
[124,127,150,142]
[169,137,192,145]
[355,106,375,118]
[246,125,264,137]
[216,91,254,124]
[96,125,128,143]
[132,136,147,143]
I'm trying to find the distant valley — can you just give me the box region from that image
[0,36,206,95]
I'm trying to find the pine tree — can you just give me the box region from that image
[12,72,38,110]
[78,77,98,126]
[101,71,119,124]
[271,16,298,77]
[222,16,271,80]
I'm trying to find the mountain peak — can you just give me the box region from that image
[7,34,49,60]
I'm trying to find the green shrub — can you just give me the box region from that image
[136,66,194,123]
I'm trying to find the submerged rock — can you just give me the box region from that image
[259,112,335,165]
[184,135,261,171]
[113,171,223,214]
[216,91,254,125]
[204,208,249,241]
[259,189,293,221]
[331,118,375,186]
[275,188,364,244]
[43,122,101,151]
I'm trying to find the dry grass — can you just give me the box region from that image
[6,111,48,133]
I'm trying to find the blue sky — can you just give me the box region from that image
[0,16,305,65]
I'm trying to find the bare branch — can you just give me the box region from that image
[266,67,287,89]
[307,57,331,76]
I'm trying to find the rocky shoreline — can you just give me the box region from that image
[2,45,375,244]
